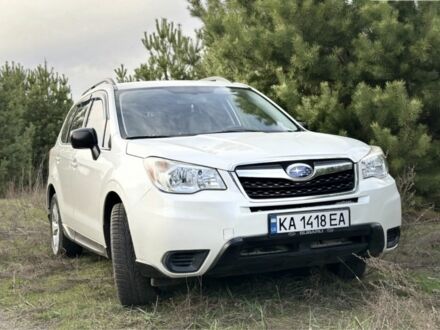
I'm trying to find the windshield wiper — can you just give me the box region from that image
[200,129,261,135]
[126,135,171,140]
[126,132,204,139]
[127,135,176,139]
[199,128,295,135]
[126,129,296,139]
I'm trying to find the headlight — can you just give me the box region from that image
[360,146,388,179]
[144,157,226,193]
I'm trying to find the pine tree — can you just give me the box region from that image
[0,62,32,192]
[115,18,203,82]
[25,62,72,170]
[189,0,440,204]
[0,62,72,194]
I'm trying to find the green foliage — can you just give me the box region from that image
[25,63,72,169]
[188,0,440,204]
[115,18,203,82]
[351,82,430,174]
[0,62,72,194]
[0,63,32,192]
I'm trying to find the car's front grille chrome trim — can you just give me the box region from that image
[234,159,357,200]
[236,160,353,182]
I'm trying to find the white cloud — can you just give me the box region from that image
[0,0,202,100]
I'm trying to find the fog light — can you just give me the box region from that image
[164,250,209,273]
[386,227,400,248]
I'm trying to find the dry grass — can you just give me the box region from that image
[396,167,417,212]
[0,193,439,329]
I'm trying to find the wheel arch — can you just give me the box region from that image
[103,191,123,257]
[47,184,56,214]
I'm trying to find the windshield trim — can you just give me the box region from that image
[114,86,303,139]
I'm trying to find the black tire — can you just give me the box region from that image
[50,194,83,258]
[110,202,157,306]
[327,255,367,280]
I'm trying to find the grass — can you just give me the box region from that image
[0,193,439,329]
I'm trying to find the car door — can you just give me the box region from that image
[55,99,90,228]
[70,92,112,245]
[53,105,77,226]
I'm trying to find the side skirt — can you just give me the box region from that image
[63,225,109,258]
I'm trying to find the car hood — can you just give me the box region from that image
[126,131,371,170]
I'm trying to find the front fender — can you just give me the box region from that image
[100,155,152,245]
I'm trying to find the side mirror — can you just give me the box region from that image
[71,128,100,160]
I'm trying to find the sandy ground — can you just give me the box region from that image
[0,310,16,330]
[0,310,36,330]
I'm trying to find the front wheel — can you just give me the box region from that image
[110,202,157,306]
[49,195,83,257]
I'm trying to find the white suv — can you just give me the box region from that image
[47,77,401,306]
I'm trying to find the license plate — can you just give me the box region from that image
[269,208,350,235]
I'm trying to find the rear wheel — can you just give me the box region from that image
[110,202,157,306]
[50,195,83,257]
[327,255,366,280]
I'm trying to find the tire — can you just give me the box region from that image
[327,255,367,280]
[50,194,83,257]
[110,202,157,306]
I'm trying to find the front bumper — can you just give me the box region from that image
[129,171,401,279]
[208,223,385,277]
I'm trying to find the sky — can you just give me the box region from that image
[0,0,202,100]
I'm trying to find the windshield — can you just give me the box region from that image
[116,87,300,138]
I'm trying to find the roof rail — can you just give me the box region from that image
[82,78,117,96]
[200,76,231,83]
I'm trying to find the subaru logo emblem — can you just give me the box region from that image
[286,163,314,181]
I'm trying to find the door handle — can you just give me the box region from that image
[71,158,78,168]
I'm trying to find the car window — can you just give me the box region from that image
[68,102,89,142]
[116,87,299,138]
[85,98,107,147]
[60,106,77,143]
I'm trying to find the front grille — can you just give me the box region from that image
[236,160,356,199]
